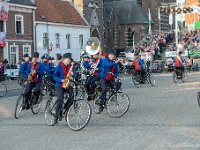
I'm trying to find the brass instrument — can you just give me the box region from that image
[28,66,34,81]
[62,66,73,89]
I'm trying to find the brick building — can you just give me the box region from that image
[2,0,36,64]
[104,0,149,51]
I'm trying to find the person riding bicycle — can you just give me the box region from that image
[19,53,30,82]
[53,53,77,124]
[98,51,120,113]
[0,60,5,82]
[45,56,55,83]
[82,55,91,72]
[41,55,48,74]
[133,52,146,83]
[24,52,44,109]
[55,54,62,67]
[85,53,103,101]
[174,45,185,76]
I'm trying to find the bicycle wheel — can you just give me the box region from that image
[107,92,130,118]
[45,96,57,126]
[182,71,187,82]
[132,76,142,88]
[66,100,92,131]
[173,72,178,83]
[31,94,43,114]
[0,83,7,97]
[148,73,156,87]
[75,86,85,100]
[14,94,25,119]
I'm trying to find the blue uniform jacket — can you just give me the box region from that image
[83,61,91,70]
[0,64,5,74]
[92,58,103,76]
[100,58,119,79]
[19,62,29,78]
[53,64,77,88]
[42,62,48,74]
[26,62,44,82]
[45,63,54,77]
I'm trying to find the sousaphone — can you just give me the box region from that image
[85,37,101,55]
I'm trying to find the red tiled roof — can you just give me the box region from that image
[35,0,88,26]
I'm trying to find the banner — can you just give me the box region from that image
[0,32,5,47]
[165,51,188,58]
[0,3,9,21]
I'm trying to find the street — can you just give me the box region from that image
[1,72,200,150]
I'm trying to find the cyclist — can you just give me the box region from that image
[174,46,185,76]
[19,53,30,83]
[98,51,120,113]
[85,53,102,101]
[0,60,5,82]
[45,56,54,83]
[133,52,146,83]
[41,55,48,74]
[82,55,91,71]
[55,54,62,67]
[53,53,76,124]
[24,52,44,109]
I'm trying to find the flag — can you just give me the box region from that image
[0,2,9,21]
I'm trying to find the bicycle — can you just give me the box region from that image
[93,76,130,118]
[173,68,187,83]
[132,68,155,88]
[14,82,43,119]
[44,80,91,131]
[0,74,8,97]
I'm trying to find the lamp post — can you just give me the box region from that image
[131,28,135,50]
[160,2,193,46]
[40,15,50,56]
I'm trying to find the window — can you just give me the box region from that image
[0,21,4,32]
[23,45,31,56]
[126,27,133,47]
[137,0,143,7]
[15,15,24,34]
[66,34,71,49]
[43,33,48,48]
[10,46,18,64]
[55,33,60,48]
[79,34,83,49]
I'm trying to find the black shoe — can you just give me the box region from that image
[97,105,104,114]
[87,95,92,101]
[25,103,30,110]
[53,117,58,125]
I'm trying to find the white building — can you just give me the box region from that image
[35,0,90,61]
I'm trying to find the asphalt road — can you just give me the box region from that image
[1,72,200,150]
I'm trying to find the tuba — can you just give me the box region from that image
[62,66,73,89]
[85,37,101,56]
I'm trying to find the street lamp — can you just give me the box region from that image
[40,15,50,56]
[160,3,193,46]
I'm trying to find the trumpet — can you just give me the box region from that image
[62,67,73,89]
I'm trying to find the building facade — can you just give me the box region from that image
[68,0,105,48]
[185,0,200,29]
[35,0,90,61]
[104,0,149,52]
[1,0,36,64]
